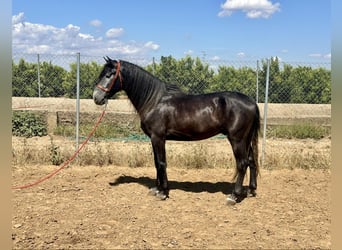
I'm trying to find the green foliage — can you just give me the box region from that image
[49,136,63,165]
[266,124,330,139]
[12,59,38,97]
[63,61,103,98]
[257,58,331,103]
[13,56,331,103]
[40,61,67,97]
[146,55,215,94]
[12,111,47,137]
[210,66,257,98]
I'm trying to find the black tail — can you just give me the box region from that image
[252,105,260,176]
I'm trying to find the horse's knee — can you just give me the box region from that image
[236,158,248,173]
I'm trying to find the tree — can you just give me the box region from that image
[287,66,331,103]
[146,55,179,84]
[176,56,214,94]
[12,59,38,97]
[278,63,294,103]
[12,55,331,103]
[63,61,103,98]
[39,61,67,97]
[146,55,214,94]
[211,66,257,99]
[258,57,283,103]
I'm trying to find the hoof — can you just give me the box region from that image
[247,189,257,197]
[156,192,168,200]
[148,187,159,196]
[148,187,169,200]
[226,194,237,206]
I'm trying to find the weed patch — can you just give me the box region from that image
[12,111,47,137]
[49,136,63,165]
[266,124,330,139]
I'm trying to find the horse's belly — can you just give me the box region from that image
[166,126,222,141]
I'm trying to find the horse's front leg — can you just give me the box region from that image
[149,135,169,200]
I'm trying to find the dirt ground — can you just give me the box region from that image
[12,163,331,249]
[12,96,332,249]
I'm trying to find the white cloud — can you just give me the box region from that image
[218,0,280,19]
[26,45,50,54]
[309,53,322,58]
[106,27,124,38]
[272,56,282,62]
[324,53,331,59]
[108,44,140,55]
[309,53,331,59]
[89,19,102,27]
[237,52,246,58]
[144,41,160,50]
[12,12,25,24]
[184,49,194,55]
[12,13,160,57]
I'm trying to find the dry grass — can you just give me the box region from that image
[12,136,331,170]
[12,97,331,171]
[262,138,331,170]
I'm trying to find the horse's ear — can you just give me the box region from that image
[104,56,111,63]
[104,56,117,66]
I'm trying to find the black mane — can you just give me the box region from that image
[120,60,184,114]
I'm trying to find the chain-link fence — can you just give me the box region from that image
[12,53,331,104]
[12,53,331,165]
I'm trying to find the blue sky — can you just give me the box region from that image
[12,0,331,62]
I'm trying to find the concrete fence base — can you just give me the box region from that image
[12,97,331,134]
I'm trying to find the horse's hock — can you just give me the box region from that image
[12,97,331,133]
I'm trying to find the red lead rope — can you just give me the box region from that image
[12,104,107,190]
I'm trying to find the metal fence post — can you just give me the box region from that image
[76,52,80,156]
[261,58,270,167]
[152,57,155,75]
[256,60,259,103]
[37,54,41,97]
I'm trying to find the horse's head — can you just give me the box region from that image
[93,56,123,105]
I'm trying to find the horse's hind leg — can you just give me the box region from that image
[227,140,249,205]
[247,146,257,197]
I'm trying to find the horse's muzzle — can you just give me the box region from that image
[93,89,107,105]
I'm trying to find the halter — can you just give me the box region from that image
[96,60,123,92]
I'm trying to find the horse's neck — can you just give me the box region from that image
[123,64,165,115]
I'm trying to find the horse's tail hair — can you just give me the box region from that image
[252,104,260,177]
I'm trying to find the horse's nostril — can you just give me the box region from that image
[93,91,106,105]
[95,98,105,105]
[93,96,103,105]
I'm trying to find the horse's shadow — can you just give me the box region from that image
[109,175,237,195]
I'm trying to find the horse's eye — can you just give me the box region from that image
[106,68,116,78]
